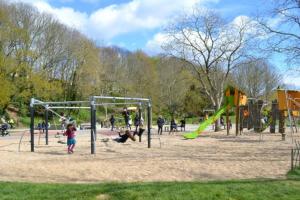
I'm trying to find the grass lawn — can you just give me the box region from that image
[1,175,300,200]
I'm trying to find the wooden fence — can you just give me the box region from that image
[291,140,300,170]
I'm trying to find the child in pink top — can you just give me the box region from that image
[64,124,76,154]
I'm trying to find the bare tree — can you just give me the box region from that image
[156,57,191,115]
[259,0,300,72]
[163,9,257,131]
[233,59,282,100]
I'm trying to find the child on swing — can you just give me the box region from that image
[64,123,76,154]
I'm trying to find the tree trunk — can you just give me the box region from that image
[214,101,222,132]
[214,118,220,132]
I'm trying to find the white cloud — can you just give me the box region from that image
[8,0,49,3]
[8,0,218,40]
[33,1,88,30]
[80,0,100,3]
[87,0,219,39]
[283,75,300,88]
[59,0,74,3]
[145,32,170,55]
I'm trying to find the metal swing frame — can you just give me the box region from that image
[29,96,152,154]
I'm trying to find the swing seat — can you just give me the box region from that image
[101,138,109,142]
[138,128,145,136]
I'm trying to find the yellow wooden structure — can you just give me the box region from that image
[277,89,300,111]
[284,111,300,117]
[225,88,247,106]
[225,87,247,136]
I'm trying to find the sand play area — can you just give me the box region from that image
[0,127,297,183]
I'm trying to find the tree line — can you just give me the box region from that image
[0,1,204,118]
[1,0,297,122]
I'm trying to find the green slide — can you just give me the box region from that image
[183,105,227,139]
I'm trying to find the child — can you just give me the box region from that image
[114,130,136,143]
[64,123,77,154]
[169,118,177,135]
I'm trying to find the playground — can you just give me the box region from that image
[1,89,300,184]
[0,127,296,183]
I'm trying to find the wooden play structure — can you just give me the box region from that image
[224,87,248,136]
[234,89,300,141]
[185,86,300,141]
[238,99,269,133]
[277,89,300,136]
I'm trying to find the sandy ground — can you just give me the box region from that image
[0,126,298,183]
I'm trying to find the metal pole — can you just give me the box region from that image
[138,104,142,142]
[90,97,96,154]
[45,105,49,145]
[147,102,151,148]
[33,99,44,103]
[285,90,294,143]
[93,105,97,141]
[47,106,90,109]
[94,102,141,106]
[33,100,90,105]
[93,96,150,102]
[30,98,35,152]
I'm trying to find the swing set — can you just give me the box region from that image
[29,96,152,154]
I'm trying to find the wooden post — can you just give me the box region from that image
[279,110,285,134]
[253,100,264,133]
[291,148,294,170]
[270,100,277,133]
[248,100,254,130]
[226,105,230,135]
[235,91,240,136]
[239,106,244,134]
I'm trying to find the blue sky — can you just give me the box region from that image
[8,0,300,87]
[11,0,266,52]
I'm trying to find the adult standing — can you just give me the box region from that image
[122,107,131,130]
[157,115,165,135]
[179,118,186,131]
[109,115,115,131]
[169,117,177,135]
[42,121,46,133]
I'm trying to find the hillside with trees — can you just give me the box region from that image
[0,0,285,125]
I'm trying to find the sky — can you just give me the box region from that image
[7,0,300,87]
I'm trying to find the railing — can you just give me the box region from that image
[291,140,300,170]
